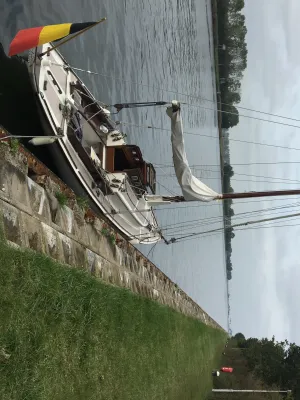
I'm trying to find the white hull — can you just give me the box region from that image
[27,43,161,244]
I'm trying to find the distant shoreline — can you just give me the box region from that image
[211,0,224,179]
[210,0,231,304]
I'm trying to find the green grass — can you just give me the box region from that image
[9,138,19,156]
[0,242,227,400]
[55,190,68,207]
[76,196,89,211]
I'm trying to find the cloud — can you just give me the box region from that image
[219,0,300,343]
[257,229,291,341]
[279,268,300,343]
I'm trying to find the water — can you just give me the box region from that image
[0,0,228,328]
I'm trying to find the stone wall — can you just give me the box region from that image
[0,139,224,331]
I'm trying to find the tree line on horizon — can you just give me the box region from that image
[217,0,247,130]
[216,0,248,281]
[233,333,299,399]
[209,333,295,399]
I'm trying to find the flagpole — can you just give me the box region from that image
[38,18,106,58]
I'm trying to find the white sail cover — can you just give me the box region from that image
[167,104,220,202]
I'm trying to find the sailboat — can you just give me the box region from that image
[8,21,300,245]
[8,21,161,244]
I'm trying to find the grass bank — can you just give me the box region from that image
[0,241,227,400]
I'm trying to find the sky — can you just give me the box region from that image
[229,0,300,344]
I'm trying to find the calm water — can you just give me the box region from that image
[0,0,228,328]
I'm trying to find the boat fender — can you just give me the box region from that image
[100,125,109,134]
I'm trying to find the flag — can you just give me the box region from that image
[9,22,98,56]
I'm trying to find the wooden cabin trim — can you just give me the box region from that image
[106,147,115,172]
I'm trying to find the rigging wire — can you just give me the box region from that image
[164,215,298,236]
[191,169,300,184]
[152,163,182,190]
[154,161,300,167]
[147,240,160,258]
[162,211,300,235]
[93,70,300,124]
[155,180,179,196]
[153,196,300,212]
[162,200,300,229]
[157,170,300,184]
[186,103,300,130]
[151,133,300,153]
[172,219,300,244]
[174,223,295,244]
[159,200,300,232]
[158,175,300,186]
[118,120,300,155]
[159,201,300,235]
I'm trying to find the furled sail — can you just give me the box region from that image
[8,21,99,56]
[167,101,220,202]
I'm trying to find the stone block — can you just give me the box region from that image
[54,206,74,234]
[0,162,31,213]
[85,223,103,252]
[0,144,28,175]
[58,232,73,265]
[1,201,23,246]
[93,255,104,279]
[72,241,88,269]
[27,177,52,223]
[73,208,89,245]
[41,222,64,263]
[21,213,45,253]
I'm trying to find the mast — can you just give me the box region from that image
[151,189,300,203]
[218,189,300,200]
